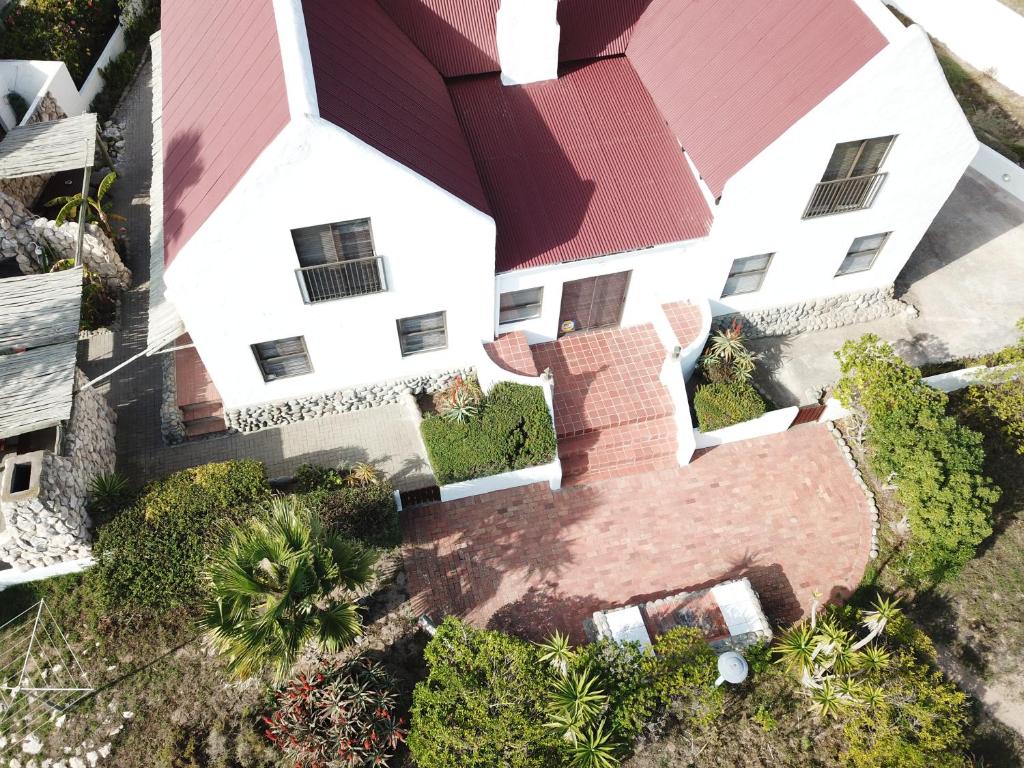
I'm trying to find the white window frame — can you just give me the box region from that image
[721,254,774,297]
[498,287,544,324]
[252,336,313,382]
[836,232,891,276]
[397,311,448,357]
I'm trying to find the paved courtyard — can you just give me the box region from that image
[752,168,1024,405]
[77,60,433,489]
[402,424,870,641]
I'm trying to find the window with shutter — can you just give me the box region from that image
[836,232,890,276]
[291,219,385,302]
[252,336,313,381]
[499,287,544,324]
[722,254,773,297]
[805,136,895,218]
[397,312,447,356]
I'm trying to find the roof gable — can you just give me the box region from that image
[302,0,489,214]
[376,0,653,77]
[162,0,289,266]
[626,0,887,197]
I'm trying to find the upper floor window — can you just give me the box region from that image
[499,287,544,324]
[292,218,386,303]
[252,336,313,381]
[722,253,773,297]
[836,232,890,276]
[397,311,447,356]
[803,136,895,219]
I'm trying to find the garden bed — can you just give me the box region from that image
[419,378,557,486]
[0,0,121,87]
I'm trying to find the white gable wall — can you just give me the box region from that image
[163,115,496,410]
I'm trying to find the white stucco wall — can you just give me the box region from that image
[163,116,496,409]
[0,61,83,130]
[494,22,975,342]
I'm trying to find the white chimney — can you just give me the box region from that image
[496,0,561,86]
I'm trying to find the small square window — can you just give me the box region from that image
[836,232,890,276]
[722,253,773,297]
[252,336,313,382]
[397,311,447,356]
[499,287,544,324]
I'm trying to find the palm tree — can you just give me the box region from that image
[46,170,124,238]
[199,497,376,681]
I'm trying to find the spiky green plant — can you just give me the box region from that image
[441,388,478,423]
[536,630,575,676]
[545,666,608,743]
[199,497,376,681]
[700,321,760,383]
[346,462,381,487]
[46,170,125,238]
[88,471,129,514]
[775,624,817,675]
[810,680,848,719]
[567,719,620,768]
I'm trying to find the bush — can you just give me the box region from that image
[421,382,557,484]
[693,380,767,431]
[835,335,1000,583]
[262,656,406,768]
[409,618,561,768]
[91,460,271,614]
[0,0,120,86]
[294,463,399,547]
[89,1,160,119]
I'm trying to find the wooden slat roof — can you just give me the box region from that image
[0,341,78,439]
[0,114,97,179]
[0,268,83,354]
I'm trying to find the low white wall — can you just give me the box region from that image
[693,406,800,449]
[439,458,561,502]
[886,0,1024,97]
[0,556,93,588]
[78,22,127,109]
[659,355,697,465]
[0,60,82,129]
[970,145,1024,204]
[922,363,1017,393]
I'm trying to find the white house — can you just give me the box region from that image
[150,0,976,438]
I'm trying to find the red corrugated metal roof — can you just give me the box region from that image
[162,0,289,266]
[303,0,489,214]
[448,58,712,272]
[626,0,887,198]
[376,0,652,77]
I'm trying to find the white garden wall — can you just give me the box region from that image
[693,407,800,450]
[438,459,561,503]
[971,145,1024,204]
[77,22,127,110]
[886,0,1024,97]
[0,60,83,130]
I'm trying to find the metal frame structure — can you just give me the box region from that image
[0,600,93,742]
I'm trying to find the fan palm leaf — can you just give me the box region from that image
[199,497,376,681]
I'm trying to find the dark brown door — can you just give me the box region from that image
[558,271,631,336]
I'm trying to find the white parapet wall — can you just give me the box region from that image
[693,406,801,450]
[970,145,1024,204]
[886,0,1024,97]
[78,22,128,109]
[660,354,697,465]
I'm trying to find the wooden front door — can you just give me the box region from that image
[558,271,631,336]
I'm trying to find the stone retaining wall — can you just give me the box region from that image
[225,367,474,433]
[713,286,908,339]
[0,190,131,290]
[160,353,187,445]
[0,371,116,572]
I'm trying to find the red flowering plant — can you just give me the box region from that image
[262,656,407,768]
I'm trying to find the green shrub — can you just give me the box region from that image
[410,618,561,768]
[89,2,159,119]
[6,91,28,123]
[294,463,398,547]
[835,335,1000,583]
[421,381,557,484]
[0,0,120,86]
[693,380,767,432]
[91,460,271,614]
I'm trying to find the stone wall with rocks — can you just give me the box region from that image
[0,190,131,290]
[160,353,187,445]
[0,371,116,572]
[0,93,66,208]
[713,286,909,340]
[225,367,474,433]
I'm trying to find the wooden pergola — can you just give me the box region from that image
[0,114,99,265]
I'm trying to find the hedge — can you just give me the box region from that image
[0,0,120,86]
[693,380,767,432]
[420,382,557,485]
[294,464,399,548]
[91,460,272,614]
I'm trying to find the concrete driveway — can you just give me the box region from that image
[751,168,1024,405]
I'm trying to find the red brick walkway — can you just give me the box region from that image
[402,425,870,641]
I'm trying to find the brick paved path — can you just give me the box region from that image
[403,424,870,641]
[78,59,433,488]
